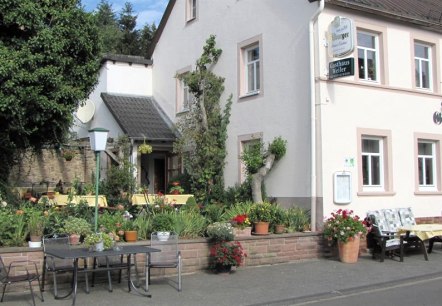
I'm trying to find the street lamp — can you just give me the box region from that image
[88,127,109,232]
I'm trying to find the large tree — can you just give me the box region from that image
[94,0,122,54]
[174,35,232,203]
[116,2,140,55]
[0,0,101,184]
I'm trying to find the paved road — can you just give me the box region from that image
[289,273,442,306]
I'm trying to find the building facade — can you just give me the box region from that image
[149,0,442,229]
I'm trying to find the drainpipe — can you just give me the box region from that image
[309,0,324,232]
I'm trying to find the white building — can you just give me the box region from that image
[146,0,442,229]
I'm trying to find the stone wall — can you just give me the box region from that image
[9,147,97,196]
[0,232,325,290]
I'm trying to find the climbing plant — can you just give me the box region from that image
[173,35,232,204]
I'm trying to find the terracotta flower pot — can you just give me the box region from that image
[338,235,361,263]
[124,231,138,242]
[253,221,270,235]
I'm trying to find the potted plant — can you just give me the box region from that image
[151,213,174,241]
[122,220,138,242]
[138,140,153,154]
[27,212,45,248]
[206,222,234,242]
[249,202,273,235]
[323,209,368,263]
[62,217,92,245]
[209,241,247,273]
[230,214,252,237]
[168,181,184,195]
[84,232,114,252]
[271,205,287,234]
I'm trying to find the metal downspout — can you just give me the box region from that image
[309,0,324,232]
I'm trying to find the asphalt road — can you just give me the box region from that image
[288,273,442,306]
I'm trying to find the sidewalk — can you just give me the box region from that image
[5,248,442,306]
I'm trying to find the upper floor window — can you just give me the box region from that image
[186,0,197,22]
[176,70,193,113]
[357,31,379,82]
[238,35,263,99]
[414,42,432,90]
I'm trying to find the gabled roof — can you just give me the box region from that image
[328,0,442,33]
[147,0,442,58]
[101,93,177,142]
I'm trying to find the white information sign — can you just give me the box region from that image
[334,171,352,204]
[328,16,354,58]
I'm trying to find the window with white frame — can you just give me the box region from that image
[361,137,384,190]
[414,42,432,90]
[238,35,262,98]
[176,72,193,113]
[418,141,436,189]
[357,31,379,82]
[186,0,197,22]
[245,45,260,94]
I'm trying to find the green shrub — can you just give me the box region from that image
[287,207,311,232]
[151,213,174,232]
[173,210,207,239]
[269,136,287,160]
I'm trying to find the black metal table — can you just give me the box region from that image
[44,245,160,306]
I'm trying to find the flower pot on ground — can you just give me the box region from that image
[209,241,247,273]
[323,209,368,263]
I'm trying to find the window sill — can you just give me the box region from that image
[357,191,396,196]
[414,191,442,195]
[239,91,260,99]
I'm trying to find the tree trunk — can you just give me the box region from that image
[251,154,276,203]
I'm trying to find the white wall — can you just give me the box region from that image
[152,0,319,200]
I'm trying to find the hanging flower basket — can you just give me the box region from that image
[138,141,153,154]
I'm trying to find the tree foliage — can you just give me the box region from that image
[174,35,232,204]
[241,137,287,203]
[0,0,101,184]
[94,0,156,57]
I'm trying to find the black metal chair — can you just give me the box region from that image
[148,232,182,291]
[42,234,89,298]
[368,224,405,262]
[0,255,44,306]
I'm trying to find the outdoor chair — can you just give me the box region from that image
[42,234,89,298]
[148,232,182,291]
[0,255,44,306]
[368,224,406,262]
[91,253,137,292]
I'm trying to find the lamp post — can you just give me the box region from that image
[88,127,109,232]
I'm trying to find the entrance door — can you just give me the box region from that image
[154,158,166,194]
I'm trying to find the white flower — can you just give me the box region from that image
[1,201,6,207]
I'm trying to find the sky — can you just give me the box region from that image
[81,0,168,28]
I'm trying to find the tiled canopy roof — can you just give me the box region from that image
[101,93,177,142]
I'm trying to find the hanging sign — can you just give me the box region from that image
[329,58,354,79]
[328,16,355,58]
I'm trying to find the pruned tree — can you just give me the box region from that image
[0,0,101,185]
[241,137,287,203]
[174,35,232,203]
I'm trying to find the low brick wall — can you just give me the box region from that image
[0,232,325,290]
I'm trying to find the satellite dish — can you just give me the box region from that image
[75,99,95,124]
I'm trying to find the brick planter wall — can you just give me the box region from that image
[0,232,325,291]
